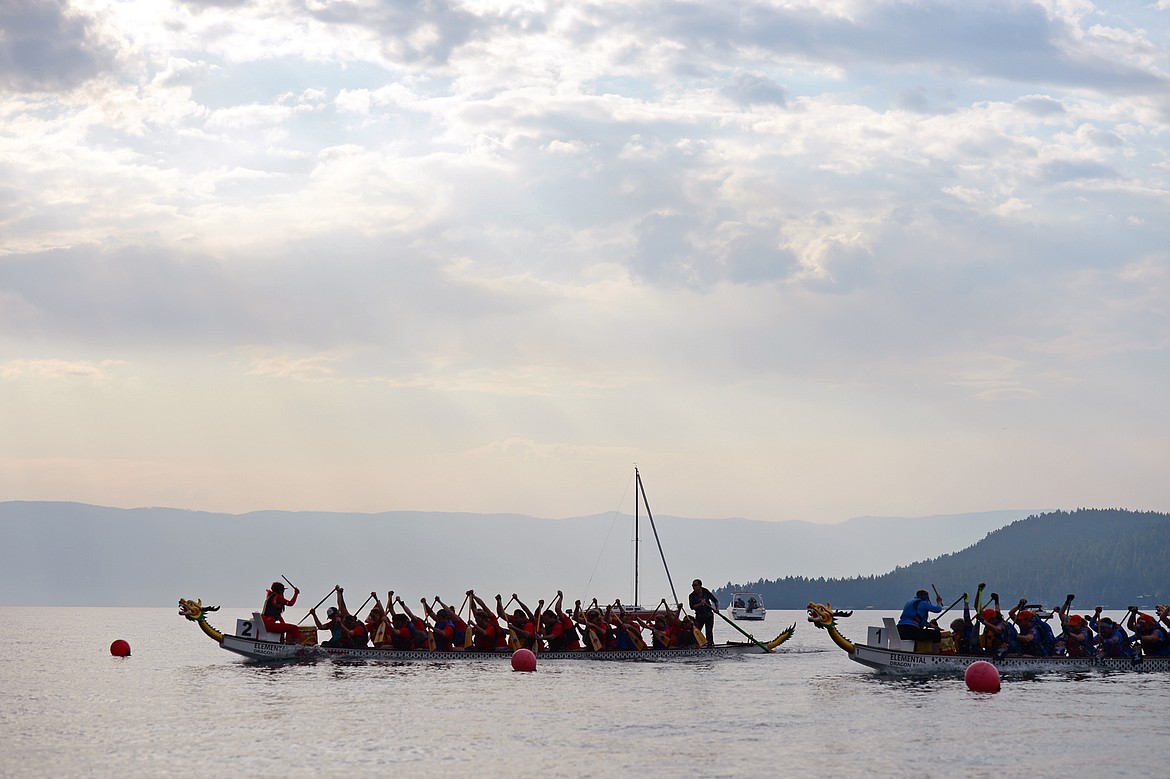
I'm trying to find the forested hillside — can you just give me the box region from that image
[717,509,1170,610]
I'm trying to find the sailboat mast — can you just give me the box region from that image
[636,468,679,607]
[634,467,640,608]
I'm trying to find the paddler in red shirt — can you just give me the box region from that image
[261,581,301,644]
[467,591,505,651]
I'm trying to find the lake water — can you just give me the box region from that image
[2,607,1167,778]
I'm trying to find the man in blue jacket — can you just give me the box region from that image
[897,589,944,649]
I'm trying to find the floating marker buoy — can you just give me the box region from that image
[965,660,1000,692]
[110,639,131,657]
[511,648,536,672]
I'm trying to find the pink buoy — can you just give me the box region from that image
[965,660,1000,693]
[511,648,536,672]
[110,639,131,657]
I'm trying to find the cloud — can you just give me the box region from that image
[0,0,117,92]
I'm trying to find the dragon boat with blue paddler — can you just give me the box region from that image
[806,602,1170,674]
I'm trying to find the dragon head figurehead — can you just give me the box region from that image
[807,601,856,654]
[179,597,224,643]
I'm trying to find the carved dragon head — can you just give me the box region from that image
[807,602,853,628]
[179,598,219,622]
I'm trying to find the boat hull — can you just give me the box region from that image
[730,609,766,621]
[220,634,773,662]
[848,642,1170,674]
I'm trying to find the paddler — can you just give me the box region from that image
[261,581,302,644]
[896,588,944,651]
[467,591,506,651]
[1128,608,1170,657]
[310,605,345,647]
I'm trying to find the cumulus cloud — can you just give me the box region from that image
[0,0,117,92]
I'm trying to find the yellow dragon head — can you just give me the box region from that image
[179,597,218,622]
[807,602,856,653]
[179,598,225,643]
[807,601,851,627]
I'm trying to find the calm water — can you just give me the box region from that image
[2,607,1167,778]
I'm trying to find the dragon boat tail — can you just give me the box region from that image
[806,602,1170,675]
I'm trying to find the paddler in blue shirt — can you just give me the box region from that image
[896,589,944,650]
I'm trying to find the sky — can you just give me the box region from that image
[1,0,1168,523]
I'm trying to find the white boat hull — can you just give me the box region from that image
[730,609,766,621]
[848,642,1170,674]
[220,633,774,662]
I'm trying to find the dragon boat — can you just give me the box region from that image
[806,602,1170,675]
[179,598,795,663]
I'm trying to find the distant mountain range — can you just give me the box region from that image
[0,501,1036,607]
[719,508,1170,610]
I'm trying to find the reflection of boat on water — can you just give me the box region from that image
[730,592,766,621]
[806,602,1170,674]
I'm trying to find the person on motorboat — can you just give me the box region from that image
[261,581,302,644]
[896,589,944,650]
[689,579,720,646]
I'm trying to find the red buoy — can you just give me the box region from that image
[965,660,1000,693]
[110,639,131,657]
[511,648,536,672]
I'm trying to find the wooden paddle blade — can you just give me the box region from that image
[587,628,602,652]
[694,628,708,647]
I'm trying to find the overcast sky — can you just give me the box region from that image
[1,0,1168,522]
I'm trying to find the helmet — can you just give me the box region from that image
[1018,610,1034,621]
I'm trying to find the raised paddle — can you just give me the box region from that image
[714,609,772,653]
[281,575,298,591]
[297,585,340,625]
[935,593,967,620]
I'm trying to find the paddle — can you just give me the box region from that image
[297,585,339,625]
[575,600,603,651]
[281,575,298,592]
[935,593,967,620]
[614,601,646,651]
[714,608,771,653]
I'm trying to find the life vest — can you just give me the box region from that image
[450,617,468,648]
[898,595,929,628]
[1034,619,1057,656]
[433,620,455,650]
[1139,626,1170,656]
[559,615,581,649]
[262,591,285,620]
[473,621,499,651]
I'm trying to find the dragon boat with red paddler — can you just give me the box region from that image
[178,598,795,662]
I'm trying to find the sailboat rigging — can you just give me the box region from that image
[630,467,682,616]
